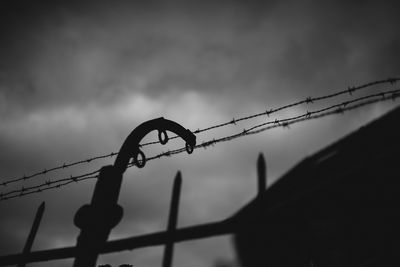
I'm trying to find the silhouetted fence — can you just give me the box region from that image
[1,78,400,266]
[0,154,266,267]
[1,78,399,202]
[0,116,268,267]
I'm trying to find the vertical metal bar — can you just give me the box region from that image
[257,153,267,197]
[73,166,124,267]
[72,118,194,267]
[162,171,182,267]
[18,202,45,267]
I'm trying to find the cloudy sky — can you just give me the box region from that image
[0,0,399,266]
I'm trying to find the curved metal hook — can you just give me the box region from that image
[114,117,196,174]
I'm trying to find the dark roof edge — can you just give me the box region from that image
[232,105,400,222]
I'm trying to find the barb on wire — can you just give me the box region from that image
[0,175,97,201]
[186,89,400,152]
[245,89,400,133]
[122,89,400,169]
[0,170,100,200]
[189,77,399,134]
[1,77,398,188]
[245,92,400,137]
[0,152,117,187]
[2,88,398,202]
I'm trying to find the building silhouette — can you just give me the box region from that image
[233,107,400,266]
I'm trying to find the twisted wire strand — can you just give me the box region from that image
[1,88,398,201]
[1,77,398,187]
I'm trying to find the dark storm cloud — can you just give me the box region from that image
[1,1,400,266]
[1,0,399,117]
[1,0,280,112]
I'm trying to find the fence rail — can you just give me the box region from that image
[0,219,236,265]
[0,113,267,267]
[0,152,265,266]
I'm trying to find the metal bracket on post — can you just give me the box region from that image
[72,117,196,267]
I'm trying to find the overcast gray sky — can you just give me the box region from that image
[0,1,399,266]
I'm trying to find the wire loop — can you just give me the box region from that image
[1,78,398,187]
[133,150,146,168]
[185,142,194,154]
[158,130,169,145]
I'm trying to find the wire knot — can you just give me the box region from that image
[388,78,397,85]
[348,86,355,95]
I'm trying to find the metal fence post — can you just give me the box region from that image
[257,153,267,197]
[72,117,196,267]
[18,202,45,267]
[73,166,124,267]
[162,171,182,267]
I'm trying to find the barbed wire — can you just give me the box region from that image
[0,77,398,188]
[0,170,100,200]
[0,175,97,201]
[0,152,117,187]
[189,77,399,134]
[1,88,399,201]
